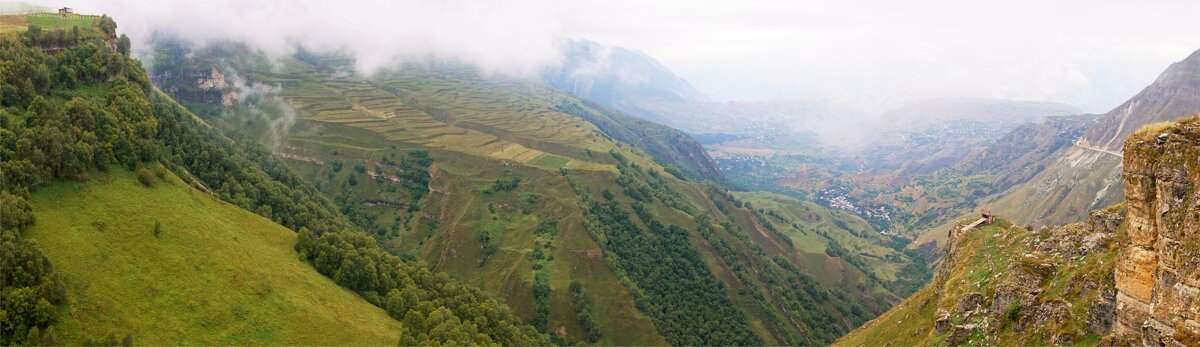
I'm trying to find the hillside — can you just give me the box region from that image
[26,167,403,344]
[899,114,1097,250]
[1,15,546,345]
[838,114,1200,346]
[146,39,928,345]
[837,211,1123,346]
[733,192,931,297]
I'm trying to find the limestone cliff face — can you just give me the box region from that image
[1113,115,1200,345]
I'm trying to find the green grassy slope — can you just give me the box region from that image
[26,167,403,345]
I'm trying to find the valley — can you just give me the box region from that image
[3,3,1199,346]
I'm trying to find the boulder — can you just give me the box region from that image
[945,324,976,347]
[954,292,983,316]
[935,309,952,334]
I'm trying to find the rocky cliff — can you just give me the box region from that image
[1111,114,1200,345]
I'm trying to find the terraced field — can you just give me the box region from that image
[250,60,615,174]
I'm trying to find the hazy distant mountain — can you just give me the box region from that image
[1082,49,1200,151]
[542,39,707,125]
[877,97,1080,130]
[844,97,1081,164]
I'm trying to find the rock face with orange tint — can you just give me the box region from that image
[1111,116,1200,345]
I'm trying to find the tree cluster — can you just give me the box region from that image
[294,229,548,346]
[568,280,600,342]
[0,31,151,345]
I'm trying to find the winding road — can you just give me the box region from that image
[1074,140,1124,158]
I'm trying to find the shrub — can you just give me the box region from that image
[0,191,35,230]
[154,165,169,180]
[136,168,157,187]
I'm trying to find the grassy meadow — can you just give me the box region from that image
[26,167,403,345]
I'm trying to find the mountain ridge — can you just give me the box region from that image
[1082,49,1200,151]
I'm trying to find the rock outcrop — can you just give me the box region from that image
[1111,115,1200,345]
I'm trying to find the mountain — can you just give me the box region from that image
[543,39,866,150]
[838,114,1200,346]
[553,98,725,183]
[1,14,545,345]
[902,48,1200,250]
[831,98,1082,178]
[1082,49,1200,151]
[539,40,724,182]
[146,38,929,345]
[969,49,1200,230]
[543,39,707,125]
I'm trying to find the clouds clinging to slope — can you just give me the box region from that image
[60,0,1200,113]
[64,0,564,75]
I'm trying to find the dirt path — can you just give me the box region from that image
[1074,140,1124,158]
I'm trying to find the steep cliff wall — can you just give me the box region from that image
[1112,114,1200,345]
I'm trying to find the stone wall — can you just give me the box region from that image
[1113,116,1200,345]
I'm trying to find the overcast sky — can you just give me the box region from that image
[47,0,1200,113]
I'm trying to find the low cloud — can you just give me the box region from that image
[60,0,1200,113]
[221,66,295,149]
[66,0,565,76]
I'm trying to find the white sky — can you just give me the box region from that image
[36,0,1200,113]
